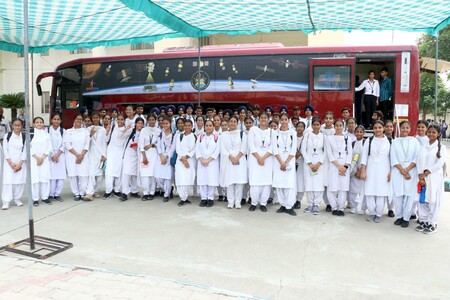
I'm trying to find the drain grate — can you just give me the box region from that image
[0,236,73,259]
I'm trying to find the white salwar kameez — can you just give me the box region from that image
[417,141,447,227]
[248,127,273,206]
[122,129,140,195]
[301,131,326,208]
[48,127,66,198]
[30,129,52,201]
[326,135,352,211]
[2,132,26,205]
[105,125,130,194]
[155,131,175,198]
[174,133,196,201]
[65,128,90,197]
[139,127,160,197]
[86,126,107,196]
[272,129,297,210]
[196,133,221,200]
[349,139,364,211]
[390,137,420,220]
[361,136,391,218]
[296,136,305,203]
[220,130,248,208]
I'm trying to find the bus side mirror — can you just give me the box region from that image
[36,84,42,96]
[55,99,62,113]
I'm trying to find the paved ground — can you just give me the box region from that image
[1,149,450,299]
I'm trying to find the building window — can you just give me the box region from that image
[17,53,24,58]
[199,36,210,47]
[70,47,92,54]
[41,91,50,114]
[131,42,154,51]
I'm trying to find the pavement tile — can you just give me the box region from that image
[44,288,74,299]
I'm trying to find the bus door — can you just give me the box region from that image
[309,58,355,118]
[59,85,81,128]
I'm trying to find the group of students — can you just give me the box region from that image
[0,103,446,235]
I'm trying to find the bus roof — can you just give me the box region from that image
[57,44,418,70]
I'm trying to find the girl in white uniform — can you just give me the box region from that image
[48,114,66,202]
[301,117,326,215]
[248,113,273,211]
[193,116,205,197]
[411,120,429,220]
[221,116,248,209]
[84,112,107,201]
[267,120,279,204]
[390,121,420,228]
[155,117,175,202]
[175,119,197,206]
[295,121,306,209]
[360,121,391,223]
[140,115,160,201]
[272,114,297,216]
[242,117,254,205]
[196,120,221,208]
[320,112,335,212]
[326,119,352,216]
[416,124,447,234]
[30,117,52,206]
[103,114,131,198]
[1,119,26,210]
[349,126,365,214]
[120,118,144,201]
[65,114,90,200]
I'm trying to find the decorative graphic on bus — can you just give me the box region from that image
[81,54,310,95]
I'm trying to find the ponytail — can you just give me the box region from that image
[437,138,441,158]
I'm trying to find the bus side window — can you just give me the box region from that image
[64,90,80,109]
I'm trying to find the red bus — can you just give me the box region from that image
[36,44,419,128]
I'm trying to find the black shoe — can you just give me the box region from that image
[267,198,273,204]
[54,196,63,202]
[410,214,417,220]
[293,201,301,209]
[206,200,213,207]
[388,210,395,218]
[394,218,403,226]
[332,210,338,215]
[120,194,128,201]
[199,200,207,207]
[130,193,140,199]
[33,201,39,207]
[142,195,149,201]
[163,197,169,202]
[170,186,174,199]
[401,220,410,228]
[178,201,185,207]
[286,209,297,216]
[260,205,267,212]
[103,193,112,199]
[148,194,154,200]
[249,205,256,212]
[218,196,224,202]
[114,191,122,198]
[185,199,192,204]
[276,206,286,213]
[74,195,81,201]
[241,199,246,206]
[337,210,345,216]
[48,196,54,200]
[42,199,52,205]
[326,205,332,212]
[248,197,252,204]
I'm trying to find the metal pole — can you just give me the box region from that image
[23,0,35,250]
[31,53,35,121]
[197,37,201,106]
[434,34,439,121]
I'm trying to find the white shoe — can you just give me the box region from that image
[235,205,241,209]
[227,204,233,209]
[15,200,23,207]
[2,203,9,210]
[350,207,357,214]
[93,192,101,198]
[357,209,366,215]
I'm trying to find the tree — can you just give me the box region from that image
[417,24,450,119]
[0,93,25,120]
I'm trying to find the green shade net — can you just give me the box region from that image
[1,0,449,53]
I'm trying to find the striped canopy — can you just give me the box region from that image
[1,0,449,53]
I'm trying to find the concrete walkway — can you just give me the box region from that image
[1,152,450,299]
